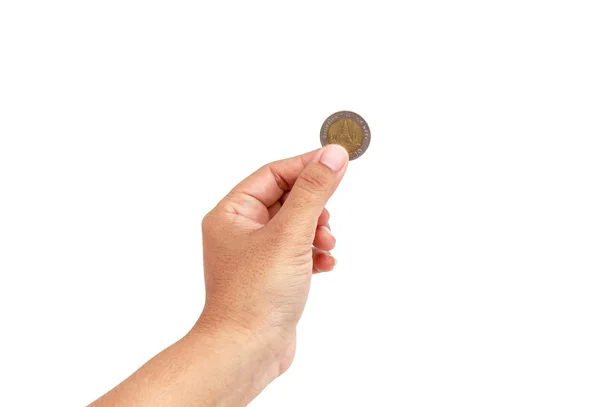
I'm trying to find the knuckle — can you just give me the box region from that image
[268,165,291,192]
[296,170,330,194]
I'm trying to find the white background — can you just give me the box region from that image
[1,1,599,406]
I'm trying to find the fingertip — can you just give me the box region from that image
[313,250,337,273]
[319,144,350,172]
[313,225,336,251]
[317,207,330,226]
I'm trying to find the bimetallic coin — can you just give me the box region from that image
[320,111,370,160]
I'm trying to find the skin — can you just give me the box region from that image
[89,144,349,407]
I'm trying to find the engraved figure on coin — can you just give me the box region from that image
[329,120,361,151]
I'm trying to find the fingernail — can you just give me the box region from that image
[320,144,349,172]
[321,224,333,236]
[332,256,338,266]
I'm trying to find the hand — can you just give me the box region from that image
[88,145,350,407]
[197,144,349,374]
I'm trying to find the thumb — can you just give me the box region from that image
[272,144,349,237]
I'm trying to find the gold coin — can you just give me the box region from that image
[320,111,370,160]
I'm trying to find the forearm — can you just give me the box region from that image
[88,320,280,407]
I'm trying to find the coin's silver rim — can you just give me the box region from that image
[320,111,371,160]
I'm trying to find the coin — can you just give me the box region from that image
[320,111,370,160]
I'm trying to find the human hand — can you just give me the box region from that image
[196,144,349,375]
[88,145,350,407]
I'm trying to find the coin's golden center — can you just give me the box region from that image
[327,119,364,153]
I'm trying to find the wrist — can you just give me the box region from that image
[193,305,296,374]
[186,313,285,395]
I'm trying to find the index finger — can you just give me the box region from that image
[225,149,319,208]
